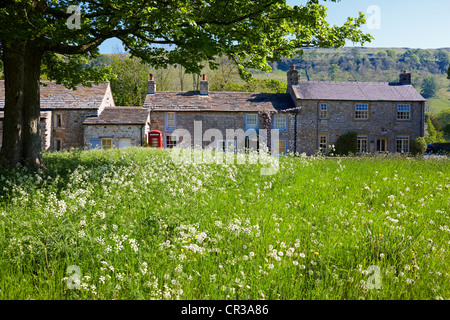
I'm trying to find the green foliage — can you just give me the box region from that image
[435,108,450,128]
[1,148,450,299]
[334,132,357,156]
[1,0,372,85]
[412,137,427,155]
[212,78,287,93]
[425,116,446,143]
[443,123,450,138]
[41,53,113,90]
[421,75,440,99]
[109,55,150,106]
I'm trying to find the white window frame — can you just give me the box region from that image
[357,135,368,153]
[165,134,178,148]
[244,114,259,131]
[165,112,176,130]
[273,114,287,131]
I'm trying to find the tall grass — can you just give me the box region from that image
[0,148,449,300]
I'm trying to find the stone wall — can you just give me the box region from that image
[51,109,99,150]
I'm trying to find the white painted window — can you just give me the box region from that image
[245,114,258,130]
[396,136,409,153]
[166,112,176,130]
[273,114,287,130]
[357,135,368,153]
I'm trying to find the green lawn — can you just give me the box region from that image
[428,87,450,115]
[0,148,449,300]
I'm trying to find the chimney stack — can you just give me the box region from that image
[200,74,209,95]
[287,65,299,87]
[147,73,156,94]
[399,70,411,85]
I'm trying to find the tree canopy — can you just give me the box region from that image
[0,0,372,169]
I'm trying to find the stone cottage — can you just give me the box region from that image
[286,68,426,154]
[0,80,115,151]
[143,68,426,155]
[83,107,150,149]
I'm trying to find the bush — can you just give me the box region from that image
[412,137,427,155]
[334,132,357,156]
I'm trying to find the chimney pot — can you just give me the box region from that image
[147,76,156,94]
[200,74,209,95]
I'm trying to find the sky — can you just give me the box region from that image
[98,0,450,54]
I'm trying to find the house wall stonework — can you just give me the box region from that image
[51,109,99,150]
[150,111,292,150]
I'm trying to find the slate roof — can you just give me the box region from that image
[143,91,295,112]
[83,107,149,125]
[291,81,426,102]
[0,81,111,109]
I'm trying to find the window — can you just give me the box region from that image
[357,135,368,153]
[355,104,369,119]
[397,104,411,120]
[55,114,63,128]
[245,114,258,130]
[396,136,409,153]
[166,135,178,148]
[101,138,112,150]
[245,135,258,153]
[273,114,287,130]
[273,140,287,155]
[319,134,328,154]
[165,112,176,130]
[320,104,328,119]
[55,139,62,151]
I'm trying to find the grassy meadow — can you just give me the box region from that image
[0,148,449,300]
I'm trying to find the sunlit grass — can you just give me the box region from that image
[0,148,449,300]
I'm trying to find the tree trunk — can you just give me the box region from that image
[23,43,44,169]
[0,42,25,167]
[0,41,44,170]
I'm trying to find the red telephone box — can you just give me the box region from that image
[148,130,163,148]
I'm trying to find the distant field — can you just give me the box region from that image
[427,87,450,115]
[0,148,449,300]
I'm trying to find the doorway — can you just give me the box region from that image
[376,138,388,152]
